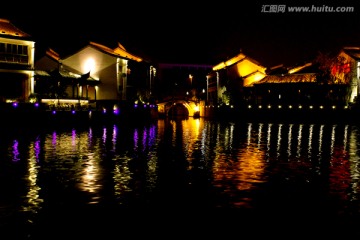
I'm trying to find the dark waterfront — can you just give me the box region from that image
[1,117,360,238]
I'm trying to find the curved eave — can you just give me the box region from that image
[212,53,266,72]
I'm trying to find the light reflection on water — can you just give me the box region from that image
[2,119,360,237]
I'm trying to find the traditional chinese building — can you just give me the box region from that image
[0,18,35,102]
[35,41,152,111]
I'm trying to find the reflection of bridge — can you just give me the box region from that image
[157,98,202,117]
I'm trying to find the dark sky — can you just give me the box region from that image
[3,1,360,67]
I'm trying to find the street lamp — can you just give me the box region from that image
[150,66,156,96]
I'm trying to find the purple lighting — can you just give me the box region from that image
[34,102,39,107]
[72,110,76,114]
[12,102,18,107]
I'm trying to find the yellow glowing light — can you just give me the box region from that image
[212,52,267,90]
[288,62,313,74]
[113,42,142,62]
[84,58,95,74]
[41,99,88,104]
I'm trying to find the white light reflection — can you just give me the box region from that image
[330,125,336,156]
[258,123,263,148]
[88,127,93,147]
[348,126,360,201]
[318,125,324,160]
[343,125,348,149]
[247,123,252,146]
[308,124,314,159]
[287,124,293,158]
[277,124,282,158]
[225,123,232,150]
[266,123,272,155]
[297,124,303,159]
[229,123,234,148]
[102,127,107,144]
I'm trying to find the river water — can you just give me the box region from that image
[1,117,360,238]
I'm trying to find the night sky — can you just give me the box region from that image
[3,1,360,68]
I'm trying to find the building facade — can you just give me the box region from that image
[0,18,35,102]
[35,41,152,111]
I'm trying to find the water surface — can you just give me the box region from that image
[1,118,360,238]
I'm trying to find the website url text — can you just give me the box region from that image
[261,5,354,13]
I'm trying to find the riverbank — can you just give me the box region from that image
[0,102,159,127]
[2,102,360,126]
[203,104,360,124]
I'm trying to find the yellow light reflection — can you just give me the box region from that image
[80,155,101,196]
[212,122,266,207]
[44,130,102,204]
[22,140,43,214]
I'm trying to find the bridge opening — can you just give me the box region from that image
[168,103,189,118]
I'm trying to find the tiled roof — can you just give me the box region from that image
[212,52,267,71]
[342,47,360,60]
[89,41,143,62]
[113,42,142,62]
[46,48,61,61]
[0,18,31,38]
[266,64,288,75]
[89,41,117,56]
[288,62,316,74]
[256,73,317,84]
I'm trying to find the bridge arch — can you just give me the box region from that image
[157,99,200,117]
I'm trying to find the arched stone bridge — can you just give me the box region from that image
[157,99,201,117]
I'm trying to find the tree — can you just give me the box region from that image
[314,51,352,84]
